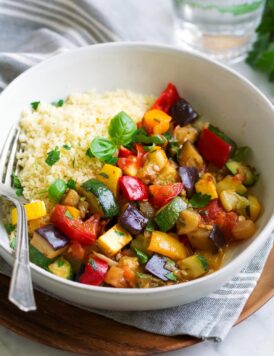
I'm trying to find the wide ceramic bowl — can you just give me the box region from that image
[0,43,273,311]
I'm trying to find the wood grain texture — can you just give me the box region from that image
[0,247,273,355]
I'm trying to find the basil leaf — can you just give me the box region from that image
[189,193,211,208]
[45,147,60,166]
[108,111,137,145]
[89,138,117,162]
[133,128,165,145]
[52,99,64,107]
[63,144,71,150]
[31,101,40,110]
[11,173,23,196]
[67,179,76,189]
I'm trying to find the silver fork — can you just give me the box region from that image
[0,124,36,311]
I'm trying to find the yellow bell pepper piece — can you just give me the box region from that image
[143,109,172,135]
[195,173,218,199]
[96,164,122,197]
[148,231,187,260]
[11,200,47,225]
[97,224,132,257]
[65,206,81,219]
[248,195,261,221]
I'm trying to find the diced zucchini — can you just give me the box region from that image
[248,195,261,221]
[178,141,204,171]
[11,200,47,225]
[225,160,258,187]
[78,179,119,218]
[148,231,187,260]
[195,173,218,199]
[177,254,209,278]
[29,244,55,270]
[48,257,72,279]
[220,190,249,215]
[216,175,247,195]
[225,160,241,175]
[96,164,122,197]
[97,224,132,257]
[154,197,187,232]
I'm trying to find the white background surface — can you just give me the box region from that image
[0,0,273,355]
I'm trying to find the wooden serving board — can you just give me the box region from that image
[0,247,273,355]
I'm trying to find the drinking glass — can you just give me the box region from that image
[173,0,266,63]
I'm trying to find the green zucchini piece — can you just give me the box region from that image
[208,124,237,155]
[29,245,55,270]
[225,160,259,187]
[178,254,209,278]
[48,257,73,279]
[154,197,187,232]
[79,179,119,218]
[225,160,241,175]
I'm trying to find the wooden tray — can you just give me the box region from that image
[0,246,273,355]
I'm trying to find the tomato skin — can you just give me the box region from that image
[149,183,184,208]
[118,146,133,158]
[50,205,100,246]
[117,144,146,176]
[79,257,108,286]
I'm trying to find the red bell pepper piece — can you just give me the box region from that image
[117,144,146,176]
[119,176,149,201]
[79,256,108,286]
[118,146,133,158]
[197,128,232,168]
[151,83,180,113]
[149,183,183,208]
[50,205,100,245]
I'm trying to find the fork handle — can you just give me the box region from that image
[8,198,36,311]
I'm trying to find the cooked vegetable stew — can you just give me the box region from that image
[7,83,261,288]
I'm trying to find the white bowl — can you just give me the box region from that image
[0,43,273,311]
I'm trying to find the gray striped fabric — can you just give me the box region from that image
[0,0,273,342]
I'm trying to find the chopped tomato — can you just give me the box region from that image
[149,183,183,208]
[117,144,146,176]
[150,83,180,113]
[67,241,85,261]
[118,146,133,158]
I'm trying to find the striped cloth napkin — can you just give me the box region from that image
[0,0,273,342]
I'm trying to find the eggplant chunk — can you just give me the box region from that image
[178,141,204,171]
[62,189,80,207]
[120,203,148,235]
[179,166,199,198]
[145,254,173,281]
[31,224,69,259]
[208,225,226,253]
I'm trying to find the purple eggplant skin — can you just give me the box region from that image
[179,166,199,198]
[145,254,170,281]
[35,224,69,250]
[209,224,226,254]
[120,203,148,235]
[170,98,198,126]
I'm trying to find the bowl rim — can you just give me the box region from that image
[0,41,274,295]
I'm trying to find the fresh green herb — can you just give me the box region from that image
[52,99,65,107]
[232,146,251,162]
[133,128,165,145]
[208,124,237,154]
[198,255,209,271]
[63,144,71,150]
[246,0,274,81]
[163,131,172,140]
[88,137,117,163]
[99,172,109,179]
[134,248,149,264]
[31,101,40,110]
[67,179,76,190]
[11,173,23,196]
[108,111,137,145]
[57,258,65,267]
[168,141,180,157]
[48,179,67,202]
[89,258,97,270]
[145,220,155,232]
[165,272,177,281]
[143,144,155,152]
[72,157,76,168]
[4,223,15,234]
[45,147,60,166]
[105,156,118,165]
[115,230,125,236]
[86,147,95,158]
[37,188,48,195]
[189,193,211,208]
[65,210,74,220]
[9,236,17,250]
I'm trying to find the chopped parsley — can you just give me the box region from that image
[89,258,97,270]
[11,173,23,196]
[57,258,65,267]
[165,272,177,281]
[64,210,74,220]
[163,131,172,140]
[86,147,94,158]
[134,248,149,264]
[145,220,155,232]
[67,179,76,190]
[105,156,118,165]
[31,101,40,110]
[9,236,17,250]
[197,255,209,272]
[52,99,65,107]
[45,147,60,166]
[4,223,15,234]
[99,172,109,179]
[63,144,71,150]
[189,193,211,208]
[115,230,125,236]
